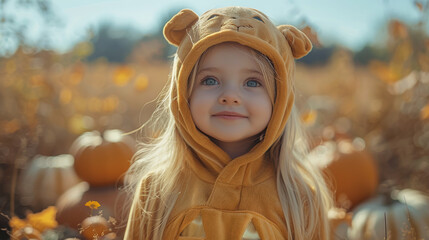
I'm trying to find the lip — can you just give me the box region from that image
[212,111,247,119]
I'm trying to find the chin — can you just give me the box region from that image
[212,135,254,143]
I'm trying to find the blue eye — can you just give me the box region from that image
[246,80,261,87]
[253,16,264,22]
[202,77,218,85]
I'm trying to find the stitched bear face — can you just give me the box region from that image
[198,7,273,41]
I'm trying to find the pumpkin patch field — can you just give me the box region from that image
[1,2,429,240]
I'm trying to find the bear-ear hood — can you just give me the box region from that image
[163,6,312,184]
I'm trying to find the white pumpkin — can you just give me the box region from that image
[347,189,429,240]
[19,154,82,210]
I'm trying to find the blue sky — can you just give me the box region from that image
[4,0,424,53]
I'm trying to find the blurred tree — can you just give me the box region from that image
[86,7,189,63]
[353,45,390,66]
[361,2,429,192]
[0,1,58,238]
[297,46,335,65]
[0,0,57,56]
[127,7,190,63]
[85,23,142,63]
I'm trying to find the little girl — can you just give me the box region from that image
[124,6,333,240]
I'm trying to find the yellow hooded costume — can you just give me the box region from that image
[125,6,317,239]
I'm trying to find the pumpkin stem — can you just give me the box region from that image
[379,185,399,206]
[381,190,391,205]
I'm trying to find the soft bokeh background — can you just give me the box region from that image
[1,0,428,238]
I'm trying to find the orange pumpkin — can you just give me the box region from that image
[56,182,127,235]
[70,129,135,187]
[19,154,82,210]
[80,216,110,240]
[308,139,379,210]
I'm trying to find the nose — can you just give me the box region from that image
[218,87,241,105]
[221,19,241,31]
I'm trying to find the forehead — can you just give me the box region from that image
[199,42,259,69]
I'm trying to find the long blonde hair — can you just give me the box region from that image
[124,44,333,239]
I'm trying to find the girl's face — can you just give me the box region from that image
[189,42,274,146]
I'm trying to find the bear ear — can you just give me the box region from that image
[163,9,199,46]
[277,25,312,59]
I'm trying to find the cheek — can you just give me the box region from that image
[250,94,273,124]
[189,92,211,122]
[189,98,199,119]
[190,101,202,118]
[190,89,215,107]
[262,103,273,125]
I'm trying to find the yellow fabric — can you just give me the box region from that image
[125,6,313,239]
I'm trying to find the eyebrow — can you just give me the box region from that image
[197,67,263,76]
[196,67,219,75]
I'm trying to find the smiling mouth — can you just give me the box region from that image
[212,111,247,119]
